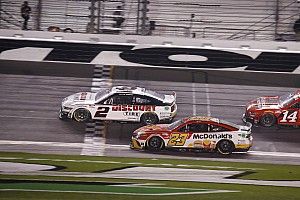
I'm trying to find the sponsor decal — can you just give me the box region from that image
[194,140,202,148]
[80,92,87,100]
[1,39,300,72]
[192,133,233,140]
[123,112,140,117]
[160,112,171,117]
[112,105,156,112]
[203,139,212,148]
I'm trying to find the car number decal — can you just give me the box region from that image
[167,133,188,146]
[94,107,110,118]
[280,110,298,123]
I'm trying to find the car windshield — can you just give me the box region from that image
[167,119,184,130]
[279,92,295,107]
[219,119,240,129]
[145,89,164,100]
[95,89,109,101]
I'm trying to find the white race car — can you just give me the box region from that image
[59,86,177,124]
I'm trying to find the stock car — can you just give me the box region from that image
[59,86,177,124]
[243,90,300,127]
[130,116,253,155]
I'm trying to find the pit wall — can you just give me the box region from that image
[0,29,299,87]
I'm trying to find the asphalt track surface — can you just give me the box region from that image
[0,73,300,164]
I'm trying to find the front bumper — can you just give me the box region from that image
[58,107,71,120]
[130,138,143,150]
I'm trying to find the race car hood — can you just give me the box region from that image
[63,92,96,105]
[247,96,280,110]
[135,124,170,133]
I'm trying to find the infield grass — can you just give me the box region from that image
[0,152,299,200]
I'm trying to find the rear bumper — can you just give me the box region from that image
[235,135,253,151]
[242,113,255,124]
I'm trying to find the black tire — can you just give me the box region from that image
[73,108,91,122]
[217,140,234,155]
[147,136,164,151]
[140,113,159,125]
[260,113,276,127]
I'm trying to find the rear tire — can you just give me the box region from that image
[73,108,91,122]
[217,140,234,155]
[141,113,159,125]
[147,136,164,151]
[260,113,276,127]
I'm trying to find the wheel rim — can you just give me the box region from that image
[74,109,89,122]
[261,114,275,126]
[149,137,162,150]
[218,140,233,154]
[143,114,157,125]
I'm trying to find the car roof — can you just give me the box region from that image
[111,86,143,94]
[182,116,240,129]
[110,86,164,100]
[183,116,220,123]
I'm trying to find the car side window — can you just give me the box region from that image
[133,95,165,106]
[102,94,133,105]
[290,102,300,109]
[116,94,133,105]
[209,124,229,132]
[102,96,114,105]
[179,123,208,132]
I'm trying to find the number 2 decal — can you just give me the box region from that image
[280,110,298,123]
[167,133,188,146]
[94,107,110,118]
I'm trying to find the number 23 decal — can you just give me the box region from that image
[279,110,298,123]
[167,133,188,146]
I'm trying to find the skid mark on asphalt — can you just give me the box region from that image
[205,84,211,116]
[192,82,197,115]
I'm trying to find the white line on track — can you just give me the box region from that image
[1,140,300,158]
[205,84,211,116]
[0,189,238,196]
[248,151,300,158]
[192,83,196,115]
[0,115,57,120]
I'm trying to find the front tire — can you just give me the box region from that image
[73,108,91,122]
[217,140,234,155]
[141,113,159,125]
[147,136,164,151]
[260,113,276,127]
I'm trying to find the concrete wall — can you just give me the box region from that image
[0,29,299,87]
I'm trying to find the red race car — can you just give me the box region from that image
[243,90,300,127]
[131,116,253,155]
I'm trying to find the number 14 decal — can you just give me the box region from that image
[280,110,298,123]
